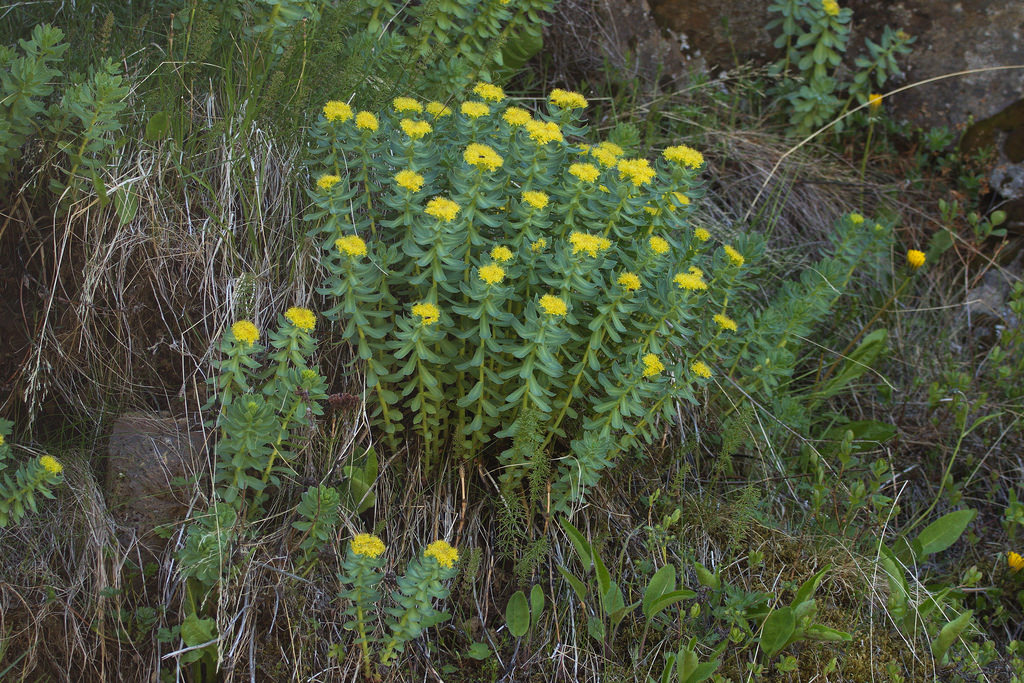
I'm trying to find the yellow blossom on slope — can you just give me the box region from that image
[393,96,422,113]
[694,227,710,242]
[412,302,441,326]
[478,264,506,285]
[569,231,612,258]
[868,93,883,111]
[317,174,340,190]
[426,101,453,117]
[425,197,460,222]
[464,143,504,172]
[713,313,738,332]
[285,307,317,332]
[649,236,670,255]
[531,238,547,252]
[690,360,712,378]
[617,272,642,291]
[503,107,532,126]
[491,245,514,262]
[539,294,567,316]
[39,455,63,475]
[569,163,600,183]
[424,540,459,569]
[642,353,665,378]
[549,88,588,109]
[336,235,368,257]
[822,0,840,16]
[394,169,425,192]
[232,320,260,346]
[461,101,490,118]
[522,190,549,209]
[400,118,432,140]
[323,100,353,123]
[674,272,708,291]
[907,249,926,270]
[351,533,386,558]
[723,245,745,267]
[1009,551,1024,572]
[663,144,705,169]
[525,119,564,145]
[617,158,656,186]
[355,111,378,131]
[473,81,505,102]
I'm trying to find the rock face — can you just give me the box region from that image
[648,0,774,72]
[104,414,207,561]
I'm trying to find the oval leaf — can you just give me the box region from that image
[644,564,677,619]
[759,607,796,658]
[914,509,975,558]
[505,590,530,638]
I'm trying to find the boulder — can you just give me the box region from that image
[104,413,208,561]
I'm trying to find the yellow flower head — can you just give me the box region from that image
[412,302,441,326]
[317,174,341,191]
[822,0,840,16]
[426,101,453,118]
[569,163,600,183]
[425,197,460,222]
[522,190,549,210]
[569,231,612,258]
[0,434,4,446]
[400,118,432,140]
[355,111,378,131]
[617,158,656,186]
[642,353,665,378]
[525,119,564,145]
[694,227,711,242]
[478,264,506,285]
[394,169,425,192]
[323,100,353,123]
[590,146,618,168]
[424,540,459,569]
[531,238,547,253]
[503,106,532,126]
[539,294,568,316]
[461,101,490,118]
[491,245,514,263]
[232,320,259,346]
[670,191,691,207]
[907,249,926,270]
[674,272,708,291]
[285,307,317,332]
[713,313,738,332]
[464,143,504,172]
[1009,551,1024,572]
[549,88,588,109]
[691,360,712,378]
[618,272,642,291]
[336,235,368,257]
[39,455,63,475]
[597,141,624,157]
[473,81,505,102]
[351,533,386,559]
[663,145,705,169]
[850,213,865,224]
[649,236,671,255]
[689,266,704,278]
[723,245,745,267]
[868,93,883,111]
[393,96,422,114]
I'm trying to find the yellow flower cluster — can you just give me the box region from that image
[694,227,710,242]
[850,213,865,225]
[531,238,547,252]
[724,245,745,267]
[822,0,840,16]
[617,272,642,291]
[478,264,505,285]
[569,163,600,183]
[714,313,738,332]
[395,169,424,192]
[674,272,708,291]
[649,236,670,255]
[424,540,459,569]
[690,360,712,378]
[285,307,317,332]
[642,353,665,378]
[426,101,452,117]
[0,434,4,446]
[663,144,705,169]
[393,96,422,113]
[1009,551,1024,572]
[539,294,568,316]
[491,245,513,262]
[503,107,532,126]
[412,302,441,325]
[549,88,588,109]
[425,197,460,222]
[400,118,432,140]
[868,93,883,111]
[461,101,490,118]
[317,174,340,191]
[336,234,368,257]
[589,141,623,168]
[907,249,926,270]
[323,100,353,123]
[464,143,504,172]
[39,455,63,475]
[671,191,690,207]
[617,158,656,186]
[522,190,549,209]
[569,231,612,257]
[526,119,564,145]
[232,320,260,346]
[473,81,505,102]
[355,111,378,131]
[351,533,386,559]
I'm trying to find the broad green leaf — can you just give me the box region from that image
[804,624,852,642]
[530,584,545,629]
[931,610,973,664]
[643,564,677,619]
[466,641,491,660]
[793,564,830,607]
[759,607,796,658]
[505,590,530,638]
[560,517,592,568]
[645,590,697,619]
[557,565,587,604]
[914,509,975,558]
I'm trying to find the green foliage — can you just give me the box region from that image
[292,484,341,562]
[767,0,913,134]
[0,421,64,528]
